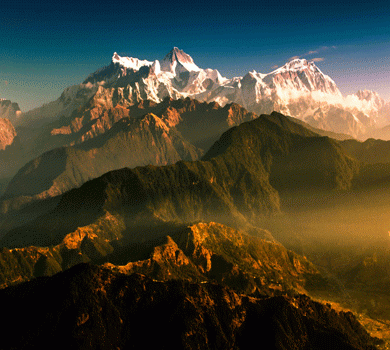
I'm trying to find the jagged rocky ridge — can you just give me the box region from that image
[0,222,324,296]
[0,262,379,350]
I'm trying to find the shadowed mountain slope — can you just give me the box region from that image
[1,111,359,249]
[0,262,379,350]
[1,113,201,211]
[0,98,256,216]
[203,111,359,193]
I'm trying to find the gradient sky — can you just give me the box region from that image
[1,0,390,111]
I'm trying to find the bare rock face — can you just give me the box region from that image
[0,118,16,150]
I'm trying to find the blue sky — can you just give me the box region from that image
[1,0,390,111]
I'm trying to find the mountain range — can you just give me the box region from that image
[0,106,363,242]
[10,47,390,139]
[1,47,390,347]
[1,46,389,191]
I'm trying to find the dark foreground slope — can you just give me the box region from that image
[0,263,379,350]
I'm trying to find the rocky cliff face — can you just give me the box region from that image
[0,118,16,151]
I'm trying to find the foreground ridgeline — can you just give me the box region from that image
[0,221,381,348]
[0,263,379,350]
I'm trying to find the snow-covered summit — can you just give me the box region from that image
[27,46,390,140]
[263,58,340,96]
[111,52,153,70]
[272,58,313,73]
[271,58,328,74]
[160,47,200,74]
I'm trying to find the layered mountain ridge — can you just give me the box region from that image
[0,102,388,345]
[0,98,257,218]
[0,110,360,249]
[3,47,389,201]
[1,48,390,347]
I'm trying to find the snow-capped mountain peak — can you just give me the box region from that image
[270,58,322,79]
[111,52,152,70]
[264,58,341,96]
[273,58,311,73]
[27,46,390,140]
[160,47,200,74]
